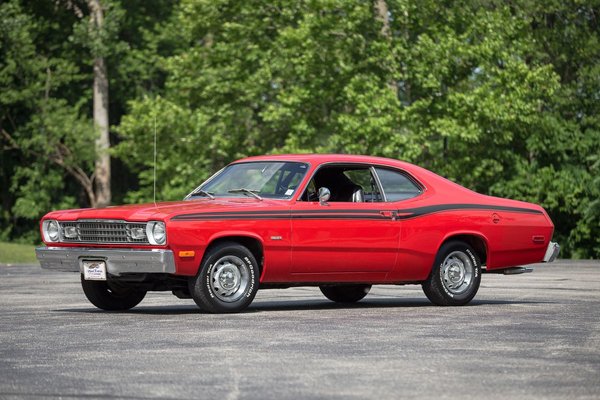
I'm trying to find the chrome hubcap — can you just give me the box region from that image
[441,251,474,295]
[210,255,249,302]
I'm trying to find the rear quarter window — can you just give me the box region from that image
[375,167,422,202]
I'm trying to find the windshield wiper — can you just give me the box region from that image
[189,189,215,200]
[228,188,263,201]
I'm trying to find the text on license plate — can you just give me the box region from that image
[83,260,107,281]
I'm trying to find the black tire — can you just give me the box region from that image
[189,242,259,313]
[422,240,481,306]
[319,284,371,303]
[81,276,146,311]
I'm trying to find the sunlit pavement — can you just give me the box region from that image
[0,261,598,399]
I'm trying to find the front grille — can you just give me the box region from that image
[60,221,149,244]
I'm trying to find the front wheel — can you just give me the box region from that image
[81,276,146,311]
[320,284,371,303]
[189,242,259,313]
[422,241,481,306]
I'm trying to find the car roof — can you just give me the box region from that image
[232,154,415,169]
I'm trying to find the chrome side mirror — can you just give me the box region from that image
[318,187,330,205]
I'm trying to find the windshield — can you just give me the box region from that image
[193,161,309,200]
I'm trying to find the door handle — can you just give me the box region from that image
[380,211,398,221]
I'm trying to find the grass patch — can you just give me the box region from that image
[0,242,38,264]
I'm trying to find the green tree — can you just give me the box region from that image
[0,0,93,240]
[116,0,407,200]
[500,0,600,257]
[0,0,176,240]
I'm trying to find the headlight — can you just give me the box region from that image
[146,221,167,245]
[42,220,60,242]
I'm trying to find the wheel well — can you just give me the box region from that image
[205,236,264,272]
[442,234,487,265]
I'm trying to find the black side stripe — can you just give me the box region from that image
[171,203,542,221]
[174,209,381,219]
[173,216,389,221]
[395,203,543,220]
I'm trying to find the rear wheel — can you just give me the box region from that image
[422,240,481,306]
[189,242,259,313]
[81,276,146,311]
[320,284,371,303]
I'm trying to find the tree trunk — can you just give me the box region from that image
[374,0,391,37]
[88,0,111,207]
[374,0,398,99]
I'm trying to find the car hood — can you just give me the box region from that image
[43,199,290,222]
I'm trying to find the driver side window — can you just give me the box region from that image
[300,165,383,202]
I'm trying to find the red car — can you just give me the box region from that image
[36,154,559,313]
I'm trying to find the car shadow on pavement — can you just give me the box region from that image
[248,298,553,312]
[54,298,553,315]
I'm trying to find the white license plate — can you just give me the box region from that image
[83,260,107,281]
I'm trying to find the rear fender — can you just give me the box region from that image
[438,231,490,267]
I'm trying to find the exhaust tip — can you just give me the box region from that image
[502,267,534,275]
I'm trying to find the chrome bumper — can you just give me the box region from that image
[543,241,560,263]
[35,247,176,276]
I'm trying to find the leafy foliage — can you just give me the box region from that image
[1,0,599,257]
[1,1,90,240]
[0,0,174,239]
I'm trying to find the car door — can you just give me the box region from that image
[290,165,400,280]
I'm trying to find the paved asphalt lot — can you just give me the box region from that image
[0,261,598,399]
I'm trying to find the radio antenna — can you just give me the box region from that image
[153,114,157,207]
